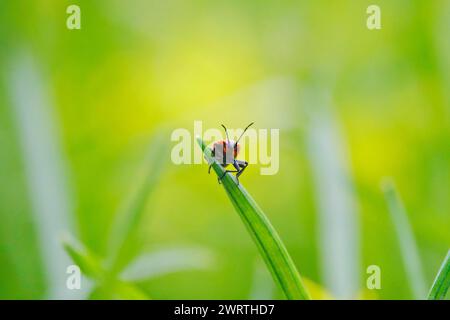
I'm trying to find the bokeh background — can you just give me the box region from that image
[0,0,449,299]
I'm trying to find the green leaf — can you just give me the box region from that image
[196,137,310,300]
[428,250,450,300]
[120,246,215,281]
[62,235,151,299]
[62,235,104,280]
[107,132,170,273]
[382,179,427,299]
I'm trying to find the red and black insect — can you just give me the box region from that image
[209,122,254,184]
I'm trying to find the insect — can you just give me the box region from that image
[209,122,254,185]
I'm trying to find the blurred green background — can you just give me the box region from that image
[0,0,449,299]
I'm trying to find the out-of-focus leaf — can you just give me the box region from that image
[306,99,360,299]
[382,179,427,299]
[62,235,104,280]
[107,132,170,273]
[428,250,450,300]
[120,246,215,281]
[8,52,75,299]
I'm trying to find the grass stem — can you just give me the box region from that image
[427,250,450,300]
[197,137,310,300]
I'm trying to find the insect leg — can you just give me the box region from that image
[235,160,248,177]
[218,169,238,184]
[231,160,247,185]
[234,160,248,185]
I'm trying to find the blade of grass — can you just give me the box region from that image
[63,235,151,299]
[8,52,75,299]
[62,235,104,281]
[107,132,169,273]
[62,133,168,300]
[428,250,450,300]
[306,96,360,299]
[196,137,310,300]
[382,179,427,299]
[120,246,215,281]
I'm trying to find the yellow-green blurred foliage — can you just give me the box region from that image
[0,0,449,299]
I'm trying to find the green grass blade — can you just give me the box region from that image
[428,250,450,300]
[62,235,104,280]
[8,53,75,298]
[107,132,169,273]
[63,235,151,299]
[306,100,360,299]
[120,246,215,281]
[382,179,427,299]
[196,137,310,300]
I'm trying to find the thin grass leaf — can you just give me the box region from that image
[62,235,104,280]
[120,246,215,281]
[63,235,151,299]
[382,179,427,299]
[306,99,360,299]
[196,137,310,300]
[428,250,450,300]
[107,132,169,273]
[8,52,75,299]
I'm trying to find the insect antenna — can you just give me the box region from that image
[235,122,254,146]
[221,124,230,144]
